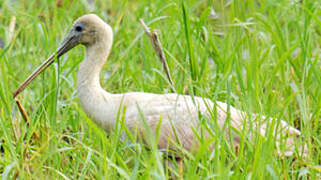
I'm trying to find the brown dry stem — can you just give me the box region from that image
[14,98,30,126]
[139,19,176,93]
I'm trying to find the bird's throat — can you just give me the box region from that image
[76,41,112,123]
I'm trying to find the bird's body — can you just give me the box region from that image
[78,88,302,155]
[79,90,219,151]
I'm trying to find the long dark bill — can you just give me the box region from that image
[13,35,77,98]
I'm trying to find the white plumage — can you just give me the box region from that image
[15,14,304,157]
[71,14,304,156]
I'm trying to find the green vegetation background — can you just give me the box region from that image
[0,0,320,179]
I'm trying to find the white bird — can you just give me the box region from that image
[15,14,306,158]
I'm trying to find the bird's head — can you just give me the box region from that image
[57,14,113,57]
[12,14,114,98]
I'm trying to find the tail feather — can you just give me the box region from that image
[215,102,307,157]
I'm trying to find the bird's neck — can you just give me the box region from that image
[76,40,112,97]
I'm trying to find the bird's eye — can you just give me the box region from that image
[75,25,83,32]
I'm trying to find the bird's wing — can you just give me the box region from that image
[111,92,305,156]
[113,92,241,151]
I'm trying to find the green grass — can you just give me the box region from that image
[1,0,321,179]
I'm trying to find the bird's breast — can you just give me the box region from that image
[77,85,118,132]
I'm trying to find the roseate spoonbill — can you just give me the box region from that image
[14,14,306,159]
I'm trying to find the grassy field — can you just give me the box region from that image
[1,0,321,179]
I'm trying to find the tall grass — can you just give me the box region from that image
[0,0,320,179]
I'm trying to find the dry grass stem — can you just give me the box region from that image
[14,97,30,126]
[139,19,176,93]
